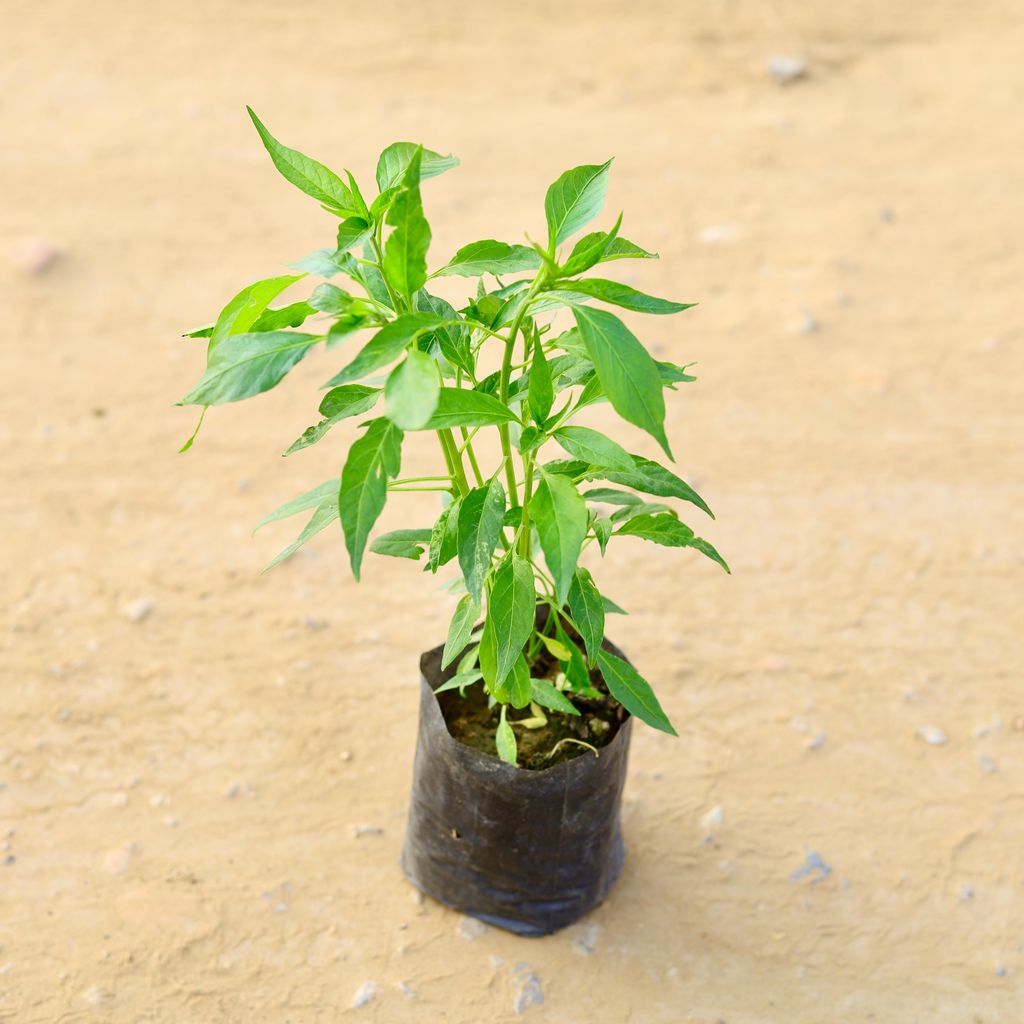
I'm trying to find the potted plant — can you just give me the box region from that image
[179,110,729,936]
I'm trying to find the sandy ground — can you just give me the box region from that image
[2,1,1024,1020]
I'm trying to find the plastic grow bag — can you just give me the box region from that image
[400,635,633,937]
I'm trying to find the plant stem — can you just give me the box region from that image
[368,233,403,314]
[391,475,452,485]
[438,428,470,496]
[497,279,545,506]
[518,453,535,558]
[388,485,454,493]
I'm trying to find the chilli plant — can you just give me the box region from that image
[180,109,728,765]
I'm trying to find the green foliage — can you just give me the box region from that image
[180,115,729,764]
[339,418,403,580]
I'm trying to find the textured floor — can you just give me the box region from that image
[2,1,1023,1020]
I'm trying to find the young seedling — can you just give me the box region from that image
[180,109,729,766]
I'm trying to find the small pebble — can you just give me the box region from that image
[458,915,488,939]
[806,730,827,751]
[795,310,819,334]
[8,238,61,274]
[760,653,790,673]
[880,207,895,223]
[339,750,352,762]
[351,824,383,838]
[82,985,109,1008]
[224,781,255,799]
[978,755,997,773]
[121,598,154,623]
[352,981,378,1009]
[110,792,128,808]
[571,922,599,955]
[700,805,724,834]
[512,965,544,1014]
[972,716,1002,738]
[2,855,15,866]
[102,847,133,876]
[916,725,948,746]
[791,850,832,884]
[149,794,170,807]
[996,963,1007,978]
[958,884,975,902]
[768,54,808,85]
[397,980,417,999]
[163,816,179,828]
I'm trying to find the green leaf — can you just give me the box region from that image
[597,650,676,735]
[552,426,634,471]
[345,171,371,220]
[530,470,587,605]
[602,594,628,615]
[180,332,320,406]
[208,274,304,354]
[337,216,371,254]
[610,500,676,525]
[567,567,605,662]
[254,479,337,531]
[375,142,459,192]
[319,384,379,419]
[441,593,480,669]
[559,212,623,277]
[583,487,642,507]
[572,305,670,458]
[600,456,713,518]
[370,528,432,560]
[616,513,730,573]
[428,498,460,574]
[457,477,506,604]
[552,278,694,316]
[385,350,440,429]
[289,247,354,278]
[555,619,595,694]
[261,499,338,573]
[323,313,445,386]
[435,240,541,278]
[495,706,517,765]
[538,633,573,661]
[518,425,543,454]
[339,418,403,580]
[284,384,381,455]
[308,282,352,315]
[479,554,535,690]
[529,678,580,716]
[382,148,431,304]
[527,338,554,425]
[658,361,697,385]
[592,514,612,554]
[583,234,657,264]
[553,232,658,288]
[247,107,358,215]
[251,301,317,333]
[420,388,518,430]
[433,670,483,695]
[544,159,613,248]
[415,291,474,376]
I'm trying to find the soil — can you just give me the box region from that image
[3,2,1024,1022]
[437,647,626,770]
